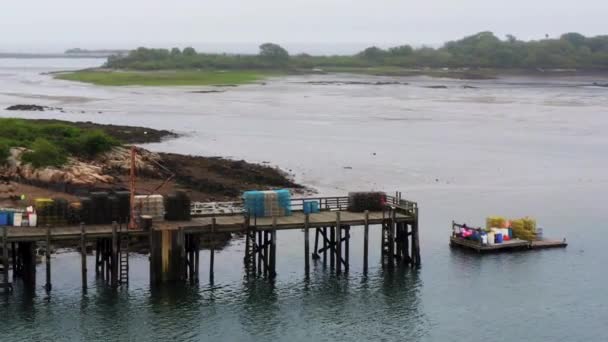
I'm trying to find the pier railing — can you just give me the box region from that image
[191,193,418,218]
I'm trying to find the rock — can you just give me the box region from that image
[425,85,448,89]
[592,82,608,88]
[462,85,478,89]
[189,90,225,94]
[6,104,48,111]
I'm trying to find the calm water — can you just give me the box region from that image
[1,59,607,341]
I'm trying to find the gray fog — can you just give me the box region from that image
[2,0,607,54]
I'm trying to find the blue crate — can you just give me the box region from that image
[303,201,320,214]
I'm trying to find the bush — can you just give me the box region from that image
[75,130,119,158]
[0,141,10,165]
[21,138,67,168]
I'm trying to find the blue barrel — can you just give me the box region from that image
[6,212,13,226]
[0,212,8,226]
[472,231,482,241]
[495,233,504,244]
[508,228,513,238]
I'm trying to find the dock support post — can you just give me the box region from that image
[263,230,269,277]
[345,225,350,273]
[363,211,369,274]
[11,242,16,281]
[322,227,327,267]
[95,239,100,275]
[269,216,277,278]
[257,230,263,275]
[304,214,310,275]
[412,214,421,267]
[404,223,410,264]
[329,226,335,269]
[81,223,87,289]
[210,218,216,284]
[111,222,118,288]
[387,209,395,268]
[336,212,341,275]
[45,225,52,292]
[2,227,9,291]
[312,226,319,260]
[270,229,277,278]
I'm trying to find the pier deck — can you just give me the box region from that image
[3,210,413,242]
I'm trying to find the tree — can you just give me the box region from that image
[170,47,182,56]
[183,47,197,56]
[259,43,289,65]
[358,46,386,63]
[388,45,413,56]
[561,32,587,48]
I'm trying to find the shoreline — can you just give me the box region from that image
[51,67,608,86]
[0,118,304,207]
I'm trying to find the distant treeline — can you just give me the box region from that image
[106,32,608,70]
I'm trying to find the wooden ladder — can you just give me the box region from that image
[118,233,129,285]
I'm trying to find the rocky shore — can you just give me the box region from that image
[0,119,302,206]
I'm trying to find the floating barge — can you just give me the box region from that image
[450,222,567,253]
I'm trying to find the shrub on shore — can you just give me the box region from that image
[0,119,120,168]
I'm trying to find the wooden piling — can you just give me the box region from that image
[80,223,87,289]
[329,226,335,268]
[45,225,51,292]
[2,227,8,289]
[322,227,327,267]
[363,211,369,274]
[270,216,277,278]
[388,209,395,268]
[312,226,319,260]
[111,222,118,288]
[336,212,341,274]
[304,214,310,274]
[210,218,216,283]
[11,242,16,281]
[270,229,277,278]
[345,226,350,273]
[257,230,263,274]
[95,239,100,275]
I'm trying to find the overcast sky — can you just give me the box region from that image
[2,0,607,54]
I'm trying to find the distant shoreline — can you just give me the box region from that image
[51,67,608,86]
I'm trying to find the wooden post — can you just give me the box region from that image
[111,222,118,288]
[45,225,52,292]
[81,223,87,289]
[269,216,277,278]
[404,224,410,265]
[344,226,349,273]
[413,215,421,267]
[363,211,369,274]
[329,226,335,269]
[304,214,310,274]
[210,218,216,283]
[388,209,395,268]
[312,227,319,260]
[336,212,341,275]
[11,242,16,281]
[95,239,100,275]
[270,229,277,278]
[257,230,262,275]
[2,227,8,289]
[322,227,327,267]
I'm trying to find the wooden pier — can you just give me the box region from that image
[0,194,420,292]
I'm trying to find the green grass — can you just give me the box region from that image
[55,69,274,86]
[0,118,119,168]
